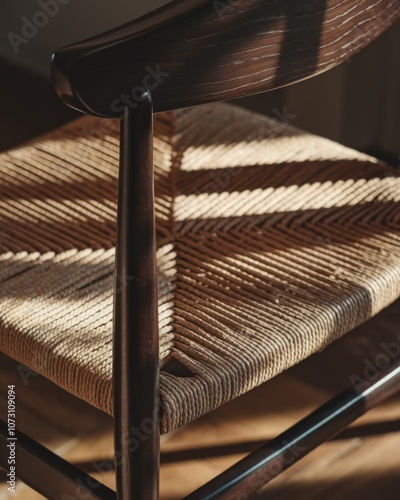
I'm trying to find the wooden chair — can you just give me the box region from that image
[1,0,400,498]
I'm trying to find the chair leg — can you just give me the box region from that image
[184,357,400,499]
[0,420,116,500]
[113,92,160,500]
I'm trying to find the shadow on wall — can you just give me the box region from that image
[0,0,171,77]
[236,20,400,161]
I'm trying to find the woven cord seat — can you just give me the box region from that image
[1,102,400,433]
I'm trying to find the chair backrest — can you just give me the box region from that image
[52,0,400,117]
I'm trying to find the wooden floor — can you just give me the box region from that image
[1,57,400,500]
[1,299,400,499]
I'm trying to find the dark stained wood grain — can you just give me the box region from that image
[113,95,160,499]
[52,0,400,117]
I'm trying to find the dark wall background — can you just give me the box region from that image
[236,21,400,164]
[0,1,398,161]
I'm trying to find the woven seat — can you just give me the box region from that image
[1,102,400,433]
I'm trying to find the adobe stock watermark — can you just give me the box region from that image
[349,333,400,394]
[232,441,306,499]
[110,65,170,117]
[15,270,140,388]
[61,401,164,500]
[346,1,399,64]
[80,119,118,144]
[192,106,296,197]
[213,0,245,21]
[7,0,71,54]
[17,364,39,386]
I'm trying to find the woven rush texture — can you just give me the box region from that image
[1,103,400,433]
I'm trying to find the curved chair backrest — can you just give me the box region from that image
[52,0,399,117]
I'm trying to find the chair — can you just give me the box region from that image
[1,0,400,498]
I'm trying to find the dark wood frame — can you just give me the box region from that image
[51,0,400,116]
[1,1,400,498]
